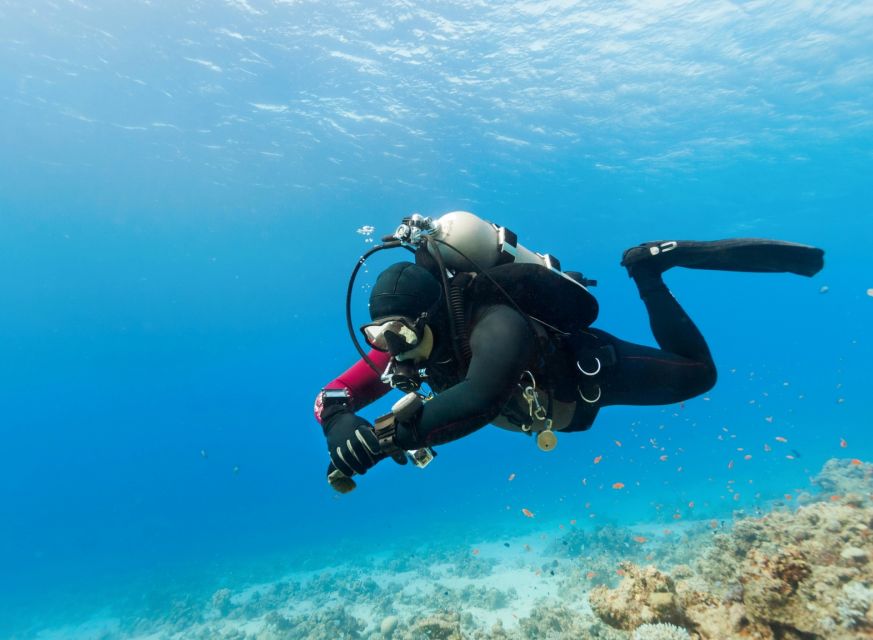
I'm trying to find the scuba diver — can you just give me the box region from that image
[314,211,824,493]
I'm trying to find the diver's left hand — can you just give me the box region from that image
[324,411,383,476]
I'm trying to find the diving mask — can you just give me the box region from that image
[360,315,425,354]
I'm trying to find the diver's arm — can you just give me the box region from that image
[314,349,392,425]
[397,305,534,448]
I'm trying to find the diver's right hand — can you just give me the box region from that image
[323,411,383,476]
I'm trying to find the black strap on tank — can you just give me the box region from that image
[447,273,474,372]
[416,242,472,379]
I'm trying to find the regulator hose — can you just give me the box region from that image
[448,278,473,365]
[423,237,468,370]
[346,240,408,375]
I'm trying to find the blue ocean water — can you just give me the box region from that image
[1,0,871,636]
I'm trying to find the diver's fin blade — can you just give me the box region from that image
[623,239,825,277]
[675,239,824,277]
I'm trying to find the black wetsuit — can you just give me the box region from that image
[396,273,716,449]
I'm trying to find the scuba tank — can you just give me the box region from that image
[394,211,599,330]
[397,210,582,277]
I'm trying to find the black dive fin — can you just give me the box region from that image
[621,239,824,278]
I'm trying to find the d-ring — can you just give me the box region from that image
[578,385,602,404]
[576,357,601,376]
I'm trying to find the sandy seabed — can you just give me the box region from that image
[27,458,873,640]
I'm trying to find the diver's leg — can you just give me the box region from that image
[593,237,824,407]
[631,269,714,365]
[593,328,716,406]
[592,270,716,406]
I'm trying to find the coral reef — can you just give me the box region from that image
[588,459,873,639]
[513,604,628,640]
[211,588,233,616]
[632,622,692,640]
[395,611,463,640]
[255,606,364,639]
[837,581,873,629]
[425,583,517,612]
[33,458,873,640]
[517,605,587,639]
[589,562,687,630]
[380,614,399,637]
[811,458,873,503]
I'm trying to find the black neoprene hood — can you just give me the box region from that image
[368,262,441,321]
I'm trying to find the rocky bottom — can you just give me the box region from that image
[28,458,873,640]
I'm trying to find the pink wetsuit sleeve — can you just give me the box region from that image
[314,349,393,424]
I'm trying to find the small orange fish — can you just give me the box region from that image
[840,438,848,448]
[569,519,577,525]
[508,473,516,482]
[830,495,841,502]
[688,501,695,509]
[784,494,792,501]
[593,455,602,464]
[616,568,625,576]
[633,536,647,544]
[612,482,625,490]
[522,508,535,518]
[775,436,788,443]
[472,548,480,555]
[744,454,752,461]
[659,455,668,462]
[662,529,672,535]
[672,513,682,520]
[586,571,596,579]
[851,459,862,466]
[614,440,622,447]
[709,519,718,529]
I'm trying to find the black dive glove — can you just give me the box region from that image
[323,411,383,476]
